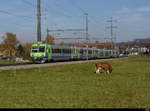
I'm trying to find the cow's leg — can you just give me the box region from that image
[98,67,102,74]
[96,68,99,74]
[107,70,110,74]
[99,67,102,73]
[96,67,100,74]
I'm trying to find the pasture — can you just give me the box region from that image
[0,56,150,108]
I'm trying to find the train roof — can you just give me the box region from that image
[32,43,118,51]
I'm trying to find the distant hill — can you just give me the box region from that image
[116,38,150,48]
[134,38,150,43]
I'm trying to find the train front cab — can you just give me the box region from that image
[30,43,51,63]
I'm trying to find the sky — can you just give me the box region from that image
[0,0,150,44]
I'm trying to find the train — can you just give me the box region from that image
[30,43,120,63]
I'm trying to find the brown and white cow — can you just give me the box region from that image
[95,62,112,74]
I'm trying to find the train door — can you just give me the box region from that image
[103,50,106,57]
[78,48,80,59]
[71,47,74,59]
[46,45,48,57]
[73,47,77,59]
[48,45,52,60]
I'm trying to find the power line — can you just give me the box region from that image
[22,0,36,7]
[66,0,87,13]
[44,0,72,18]
[0,9,34,22]
[66,0,105,43]
[66,0,100,26]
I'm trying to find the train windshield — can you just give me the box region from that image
[32,46,45,53]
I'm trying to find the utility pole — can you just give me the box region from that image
[114,32,117,49]
[84,13,89,60]
[107,17,117,49]
[85,13,89,44]
[37,0,41,42]
[46,27,49,38]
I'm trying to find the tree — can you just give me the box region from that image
[23,43,32,60]
[95,41,99,44]
[17,44,25,57]
[67,42,72,46]
[45,34,55,44]
[2,32,19,58]
[59,41,65,46]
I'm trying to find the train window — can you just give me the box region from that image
[62,48,71,54]
[80,49,83,54]
[39,47,45,52]
[96,50,98,54]
[68,49,71,53]
[100,51,103,56]
[52,48,62,54]
[32,47,38,50]
[105,51,109,56]
[88,50,92,54]
[32,46,45,53]
[32,50,38,53]
[83,49,86,55]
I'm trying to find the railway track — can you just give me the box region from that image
[0,56,128,71]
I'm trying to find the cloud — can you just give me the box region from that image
[138,7,150,12]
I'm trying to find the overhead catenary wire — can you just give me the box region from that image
[0,9,35,22]
[66,0,105,43]
[22,0,36,8]
[66,0,101,26]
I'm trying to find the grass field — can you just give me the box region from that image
[0,56,150,108]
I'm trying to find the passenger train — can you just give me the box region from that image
[30,43,120,63]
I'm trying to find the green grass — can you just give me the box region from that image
[0,56,150,108]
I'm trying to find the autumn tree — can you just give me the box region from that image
[2,32,19,58]
[45,34,55,45]
[23,42,32,60]
[95,41,99,44]
[67,42,72,46]
[59,41,65,46]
